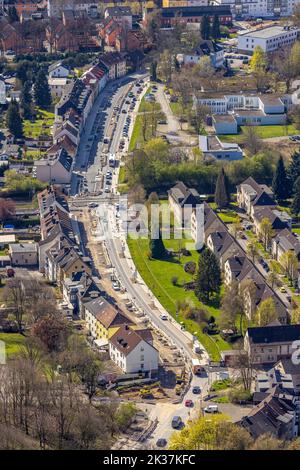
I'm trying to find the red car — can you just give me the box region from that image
[185,399,193,407]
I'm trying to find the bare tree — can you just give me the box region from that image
[3,279,26,333]
[0,198,15,221]
[243,125,263,156]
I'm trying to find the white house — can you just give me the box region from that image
[109,324,158,374]
[180,40,224,69]
[48,77,68,98]
[48,62,70,79]
[212,0,299,19]
[238,25,300,54]
[35,149,73,185]
[199,135,243,160]
[9,243,38,266]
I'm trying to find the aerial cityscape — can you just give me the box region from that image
[1,0,300,455]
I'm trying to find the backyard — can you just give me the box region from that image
[219,124,299,143]
[23,109,55,139]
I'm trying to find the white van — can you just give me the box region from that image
[204,405,219,414]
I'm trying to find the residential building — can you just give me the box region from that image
[9,242,38,266]
[83,296,134,343]
[168,181,202,227]
[252,206,291,236]
[48,62,70,78]
[237,176,275,217]
[212,0,299,19]
[45,241,91,285]
[163,0,208,7]
[157,5,232,27]
[109,324,159,374]
[244,324,300,364]
[206,230,241,268]
[255,359,300,397]
[238,25,300,54]
[104,6,133,29]
[48,77,69,98]
[63,271,105,317]
[179,40,224,68]
[272,228,300,263]
[99,52,127,80]
[35,148,73,185]
[199,135,243,161]
[37,186,77,271]
[239,389,298,440]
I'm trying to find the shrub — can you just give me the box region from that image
[184,261,196,275]
[228,388,252,404]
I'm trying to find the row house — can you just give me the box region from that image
[272,228,300,265]
[37,186,77,271]
[168,181,202,228]
[35,148,73,185]
[62,271,105,317]
[239,388,298,440]
[202,202,288,324]
[245,324,300,365]
[252,206,291,240]
[255,358,300,398]
[99,52,127,80]
[157,5,232,27]
[83,293,159,373]
[237,176,276,218]
[45,239,92,287]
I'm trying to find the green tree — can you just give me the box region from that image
[34,69,52,109]
[254,298,278,326]
[287,151,300,191]
[246,239,259,263]
[6,100,23,138]
[21,81,33,119]
[292,175,300,215]
[258,217,274,250]
[150,61,157,81]
[279,249,298,284]
[211,15,221,39]
[214,167,230,209]
[201,15,210,40]
[272,155,287,201]
[219,280,243,333]
[250,46,267,72]
[195,247,221,302]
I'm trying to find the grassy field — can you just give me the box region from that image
[25,149,46,160]
[23,109,55,139]
[208,203,240,224]
[219,124,298,143]
[127,235,230,361]
[0,333,26,357]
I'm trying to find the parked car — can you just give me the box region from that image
[171,416,182,429]
[160,314,168,320]
[204,405,219,414]
[156,438,167,448]
[185,399,193,407]
[192,386,201,394]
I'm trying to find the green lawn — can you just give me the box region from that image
[25,149,46,160]
[23,109,54,139]
[139,86,162,113]
[208,203,240,224]
[127,236,230,361]
[219,124,298,143]
[0,333,26,357]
